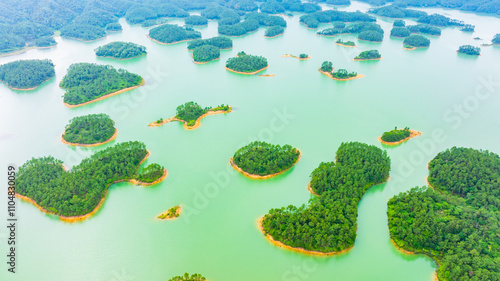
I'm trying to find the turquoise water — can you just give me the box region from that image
[1,2,500,280]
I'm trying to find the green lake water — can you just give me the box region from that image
[1,1,500,280]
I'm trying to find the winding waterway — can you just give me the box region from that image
[1,2,500,280]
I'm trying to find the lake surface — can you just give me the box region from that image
[1,2,500,280]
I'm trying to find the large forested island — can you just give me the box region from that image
[95,41,147,59]
[403,34,431,49]
[16,141,165,220]
[230,141,301,178]
[0,59,55,90]
[60,63,144,107]
[192,45,220,64]
[225,53,268,74]
[148,24,201,44]
[354,50,381,60]
[62,114,117,146]
[168,273,206,281]
[187,36,233,50]
[388,147,500,280]
[150,101,232,129]
[261,142,390,254]
[379,127,421,145]
[457,45,481,56]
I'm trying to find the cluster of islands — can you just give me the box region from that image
[3,0,500,280]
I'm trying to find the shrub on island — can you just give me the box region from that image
[358,30,383,42]
[60,24,106,41]
[0,59,55,90]
[403,34,430,48]
[336,39,355,46]
[168,273,206,281]
[185,15,208,26]
[331,69,357,79]
[35,36,57,47]
[492,34,500,45]
[63,114,115,145]
[354,50,381,60]
[407,24,441,36]
[390,27,411,38]
[95,41,147,59]
[460,24,475,32]
[187,36,233,50]
[299,54,308,59]
[393,20,405,27]
[60,63,143,106]
[158,206,181,219]
[136,163,165,183]
[149,24,201,44]
[320,61,333,72]
[265,26,285,37]
[232,141,300,176]
[381,127,410,143]
[457,45,480,56]
[193,45,220,63]
[226,53,268,74]
[262,142,390,253]
[218,19,259,36]
[174,101,230,127]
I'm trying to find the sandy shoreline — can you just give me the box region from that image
[264,33,284,38]
[147,35,196,45]
[404,46,429,51]
[149,108,232,130]
[63,78,145,108]
[259,74,276,77]
[97,53,147,60]
[229,150,301,179]
[257,217,354,256]
[61,128,118,147]
[225,66,268,75]
[318,69,364,81]
[3,75,55,91]
[335,42,356,47]
[129,169,168,186]
[307,183,320,196]
[353,57,382,61]
[282,54,310,60]
[192,55,220,64]
[391,238,440,280]
[156,205,182,220]
[378,129,421,145]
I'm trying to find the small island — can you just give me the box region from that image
[460,24,475,32]
[319,61,363,81]
[282,53,310,60]
[230,141,301,179]
[335,39,356,47]
[168,273,206,281]
[457,45,481,56]
[62,114,117,146]
[148,24,201,44]
[225,53,268,75]
[192,45,220,64]
[60,24,107,42]
[390,27,411,38]
[264,26,285,38]
[354,50,381,61]
[150,102,232,129]
[61,63,144,107]
[16,141,165,222]
[403,34,430,50]
[378,127,421,145]
[0,59,55,90]
[95,41,147,59]
[130,163,167,186]
[187,36,233,50]
[157,205,181,220]
[185,15,208,26]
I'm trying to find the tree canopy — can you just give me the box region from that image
[226,53,268,73]
[0,59,54,90]
[168,273,206,281]
[391,27,411,38]
[493,34,500,45]
[95,41,147,59]
[218,19,259,36]
[265,25,285,37]
[355,50,381,60]
[300,10,376,29]
[403,34,430,48]
[407,24,442,36]
[63,114,116,145]
[193,45,220,63]
[135,163,165,183]
[457,45,481,56]
[35,36,56,47]
[185,15,208,26]
[174,101,230,126]
[381,127,410,142]
[187,36,233,50]
[60,24,106,41]
[149,24,201,44]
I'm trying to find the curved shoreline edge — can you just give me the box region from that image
[61,128,118,147]
[282,54,310,60]
[318,69,364,81]
[15,150,166,223]
[307,183,320,196]
[378,130,421,145]
[264,33,284,39]
[63,78,145,108]
[229,150,301,179]
[129,169,168,186]
[257,217,354,256]
[149,108,232,130]
[147,35,196,45]
[391,238,440,280]
[3,75,55,91]
[225,66,268,75]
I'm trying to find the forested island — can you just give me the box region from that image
[379,127,421,145]
[300,10,376,29]
[354,50,381,60]
[390,27,411,38]
[225,53,268,74]
[457,45,481,56]
[317,22,383,41]
[62,114,117,146]
[149,24,201,44]
[403,34,430,49]
[185,15,208,26]
[187,36,233,50]
[388,147,500,280]
[336,39,355,47]
[407,24,441,36]
[60,24,107,42]
[319,61,362,81]
[192,45,220,64]
[264,26,285,38]
[0,59,55,90]
[460,24,475,32]
[150,102,231,129]
[157,205,181,220]
[132,163,167,186]
[230,141,301,178]
[218,19,259,36]
[261,142,390,254]
[16,141,165,220]
[60,63,144,107]
[168,273,206,281]
[95,41,147,59]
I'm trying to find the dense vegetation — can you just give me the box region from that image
[300,10,376,29]
[265,26,285,37]
[185,15,208,26]
[358,30,384,42]
[460,24,475,32]
[369,3,473,23]
[232,141,300,176]
[95,41,147,59]
[246,13,287,27]
[193,45,220,63]
[262,142,390,252]
[187,36,233,50]
[370,0,500,15]
[393,20,405,27]
[135,163,165,183]
[355,50,381,60]
[403,34,430,48]
[380,127,410,142]
[149,24,201,44]
[389,147,500,281]
[226,53,268,73]
[168,273,206,281]
[63,114,115,145]
[60,63,143,106]
[60,24,106,41]
[174,101,230,126]
[35,36,57,47]
[407,24,441,36]
[158,206,180,219]
[317,22,383,37]
[106,23,122,32]
[331,69,358,79]
[336,39,355,46]
[369,4,427,19]
[218,19,259,36]
[260,2,286,14]
[493,34,500,45]
[320,61,333,72]
[457,45,481,56]
[0,59,54,90]
[390,27,411,38]
[16,141,157,217]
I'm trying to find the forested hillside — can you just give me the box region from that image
[0,59,54,90]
